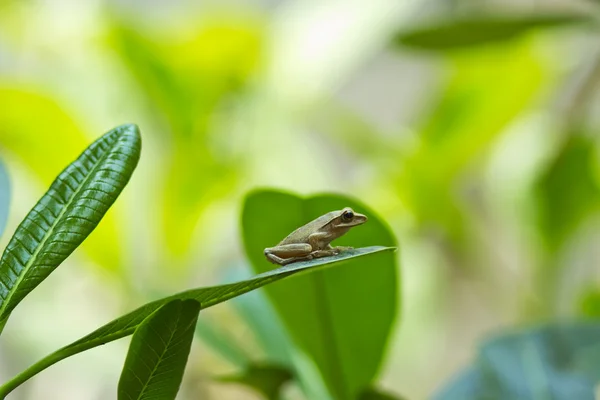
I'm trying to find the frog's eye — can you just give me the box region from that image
[342,210,354,222]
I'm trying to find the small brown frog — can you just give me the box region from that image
[264,207,367,265]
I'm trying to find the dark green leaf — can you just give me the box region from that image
[0,159,9,239]
[242,190,399,400]
[0,245,393,397]
[0,124,141,330]
[535,135,600,251]
[434,322,600,400]
[118,299,200,400]
[218,364,293,400]
[395,13,592,51]
[358,387,406,400]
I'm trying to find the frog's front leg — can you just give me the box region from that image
[264,243,313,265]
[306,233,343,259]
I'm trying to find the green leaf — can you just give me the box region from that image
[434,322,600,400]
[0,87,126,273]
[0,159,9,239]
[194,317,251,368]
[395,13,592,51]
[241,190,399,400]
[217,364,293,400]
[358,387,406,400]
[396,40,546,248]
[0,245,393,397]
[227,267,295,366]
[578,289,600,318]
[535,135,600,251]
[0,124,141,330]
[118,299,200,400]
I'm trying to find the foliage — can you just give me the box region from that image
[0,126,395,399]
[395,12,593,51]
[435,322,600,400]
[242,190,399,399]
[1,1,600,399]
[118,299,201,400]
[0,160,9,239]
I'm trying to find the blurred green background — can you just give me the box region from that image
[0,0,599,399]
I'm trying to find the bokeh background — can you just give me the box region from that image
[0,0,599,399]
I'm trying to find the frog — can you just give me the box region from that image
[264,207,368,265]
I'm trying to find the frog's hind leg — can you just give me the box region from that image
[264,243,313,265]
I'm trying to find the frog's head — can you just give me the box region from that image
[332,207,368,229]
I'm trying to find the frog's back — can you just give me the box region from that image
[278,212,336,245]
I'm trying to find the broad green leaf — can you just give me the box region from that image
[242,190,399,400]
[535,135,600,252]
[434,322,600,400]
[0,159,9,239]
[0,87,126,272]
[395,13,592,51]
[0,245,393,397]
[118,300,200,400]
[217,364,293,400]
[0,124,141,330]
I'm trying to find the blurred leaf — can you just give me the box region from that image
[0,159,9,239]
[0,124,141,331]
[242,190,399,400]
[195,316,251,368]
[118,299,200,400]
[0,87,126,272]
[578,289,600,318]
[433,369,486,400]
[535,135,600,251]
[218,364,293,400]
[395,13,592,51]
[358,387,406,400]
[227,266,295,367]
[110,19,263,256]
[227,266,334,400]
[0,245,393,397]
[398,41,546,247]
[435,322,600,400]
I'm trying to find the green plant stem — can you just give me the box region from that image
[0,329,135,399]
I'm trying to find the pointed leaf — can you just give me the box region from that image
[217,364,293,400]
[0,124,141,329]
[242,190,399,400]
[0,245,393,397]
[0,88,126,272]
[395,13,592,51]
[118,299,200,400]
[0,159,9,239]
